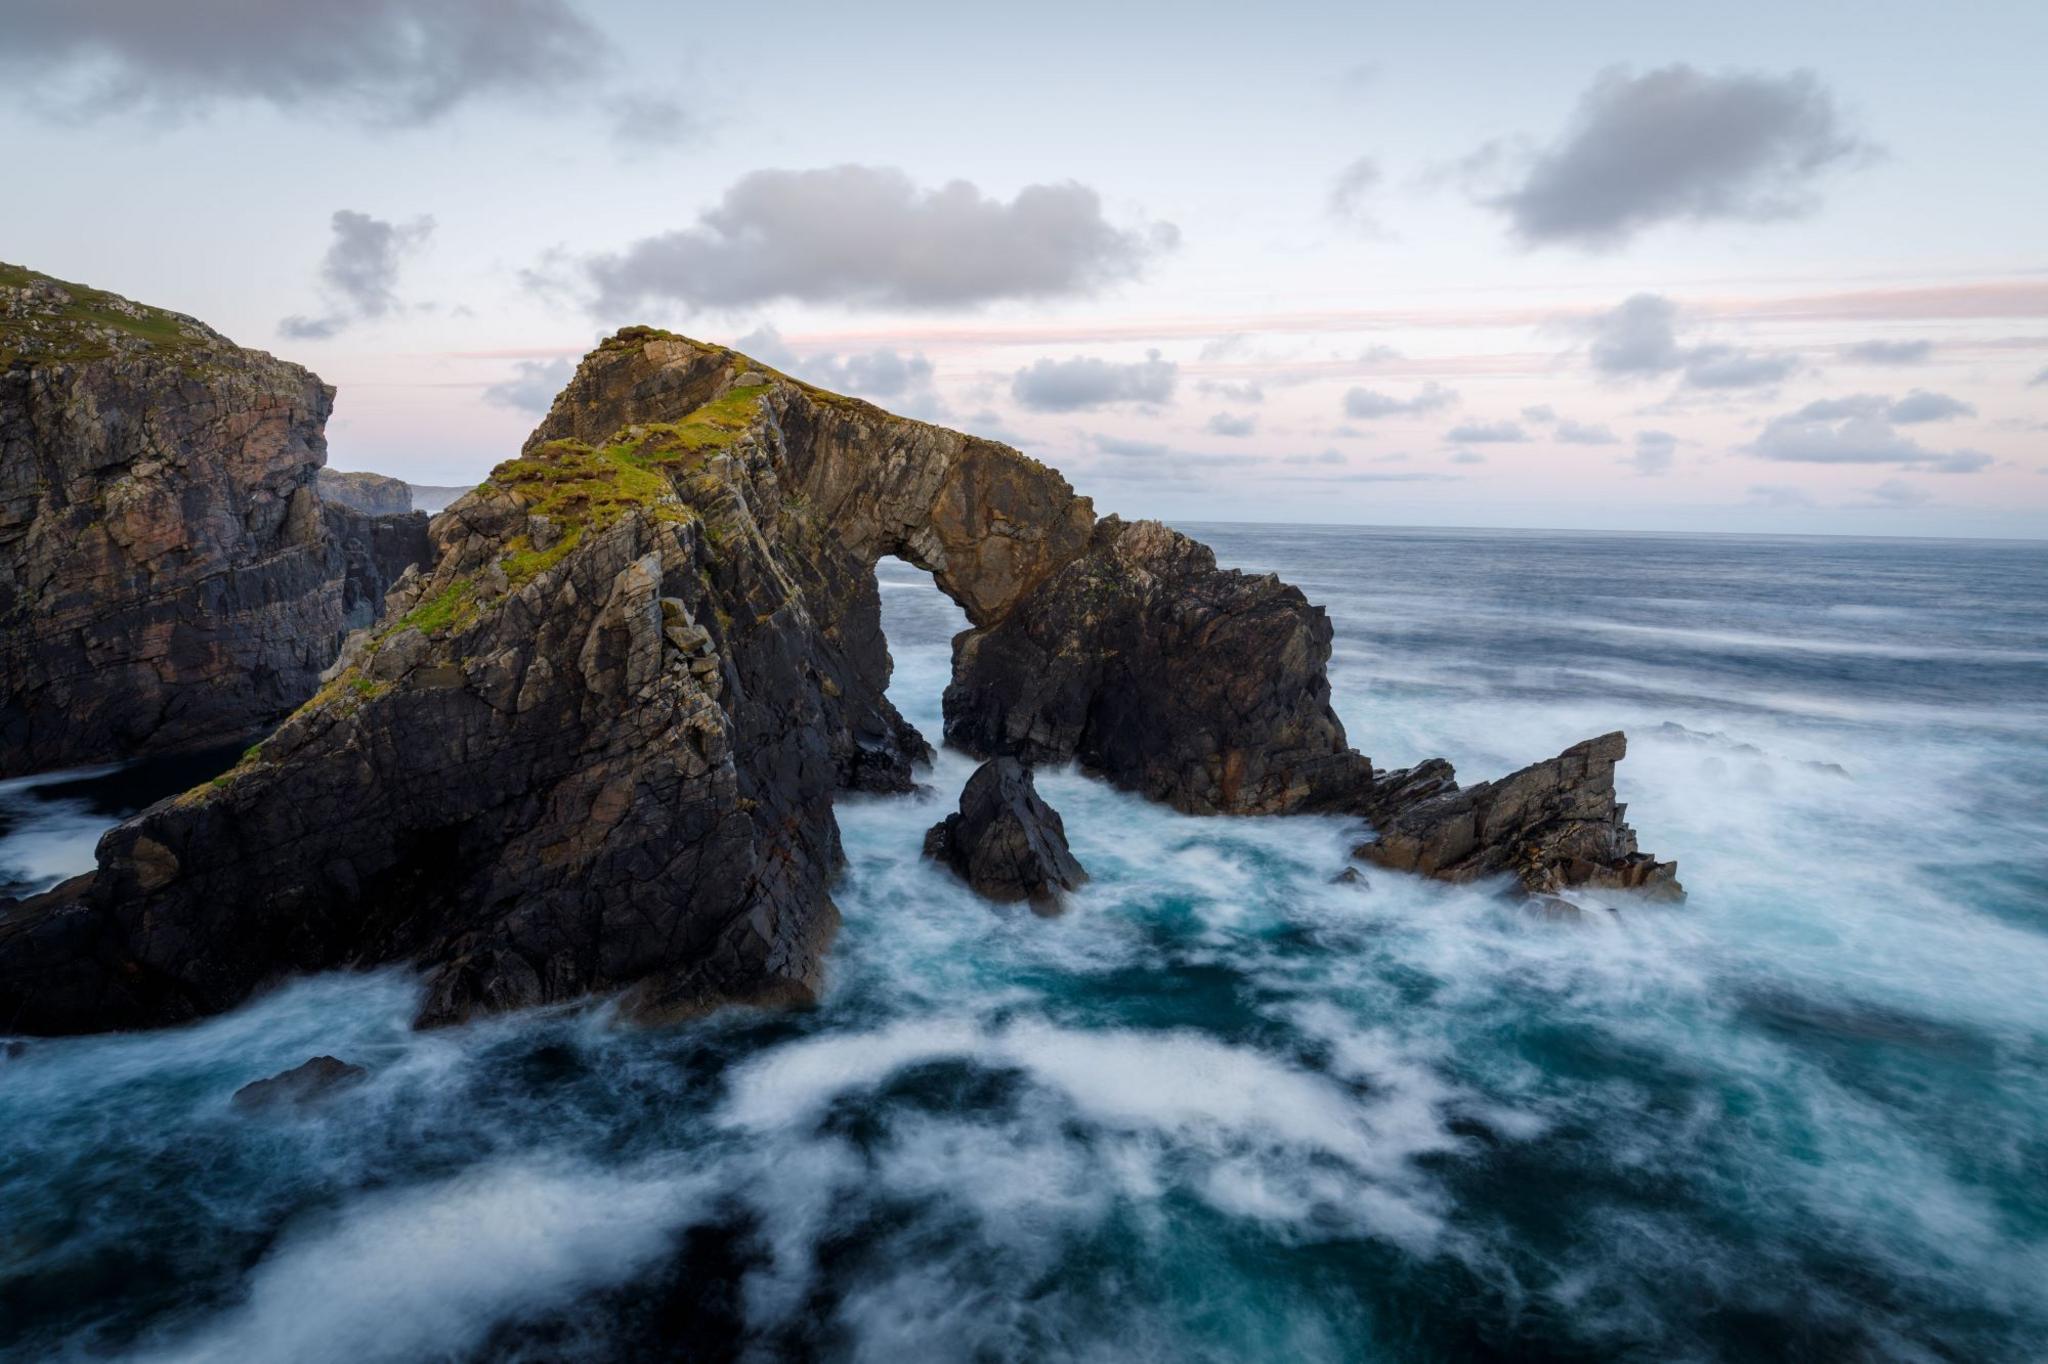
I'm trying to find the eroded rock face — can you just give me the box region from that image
[924,758,1088,907]
[0,327,1680,1037]
[1353,733,1682,900]
[0,263,426,776]
[945,516,1375,815]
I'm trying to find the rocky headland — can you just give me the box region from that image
[0,324,1679,1037]
[0,263,427,777]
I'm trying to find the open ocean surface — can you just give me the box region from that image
[2,524,2045,1363]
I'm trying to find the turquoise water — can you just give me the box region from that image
[2,527,2045,1362]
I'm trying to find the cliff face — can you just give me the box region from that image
[0,327,1678,1037]
[0,263,426,776]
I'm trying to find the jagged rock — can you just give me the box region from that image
[231,1055,367,1110]
[0,327,1680,1037]
[1353,733,1682,900]
[944,516,1374,814]
[923,758,1088,908]
[316,468,414,517]
[0,261,428,775]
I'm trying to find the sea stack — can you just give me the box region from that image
[0,327,1680,1037]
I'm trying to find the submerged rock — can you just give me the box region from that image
[0,327,1680,1037]
[1352,732,1682,900]
[924,758,1088,908]
[231,1055,367,1110]
[0,261,427,776]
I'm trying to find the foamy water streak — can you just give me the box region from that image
[1,527,2043,1362]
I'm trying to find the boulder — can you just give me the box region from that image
[231,1055,367,1110]
[1353,732,1682,900]
[923,758,1088,908]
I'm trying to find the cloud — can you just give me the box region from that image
[609,92,702,153]
[1884,390,1976,424]
[1626,429,1678,476]
[1681,344,1800,389]
[1343,381,1457,419]
[1485,64,1870,249]
[1329,156,1385,231]
[1196,379,1265,404]
[1013,351,1176,412]
[1586,294,1687,374]
[1205,412,1258,437]
[1,0,605,125]
[1449,450,1488,465]
[732,324,943,415]
[1848,478,1931,508]
[1747,484,1815,509]
[1090,434,1171,457]
[2032,367,2048,387]
[805,349,936,400]
[1582,292,1796,389]
[1521,404,1557,423]
[1787,392,1975,425]
[1750,396,1992,473]
[279,208,434,339]
[1444,420,1527,443]
[1555,419,1619,445]
[1841,339,1933,365]
[1281,449,1348,466]
[482,358,573,414]
[573,165,1176,314]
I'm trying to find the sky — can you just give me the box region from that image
[4,0,2045,537]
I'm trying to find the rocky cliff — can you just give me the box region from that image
[0,327,1678,1036]
[316,468,413,517]
[0,263,427,776]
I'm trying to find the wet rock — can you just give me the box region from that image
[0,261,428,776]
[1353,732,1682,900]
[923,758,1088,908]
[231,1055,367,1110]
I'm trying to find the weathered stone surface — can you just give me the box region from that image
[231,1055,367,1110]
[316,468,413,517]
[944,516,1375,815]
[923,758,1088,907]
[0,262,426,776]
[0,327,1680,1037]
[1352,732,1683,900]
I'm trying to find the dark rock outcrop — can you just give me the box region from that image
[944,516,1373,815]
[0,327,1679,1037]
[1352,732,1682,900]
[923,758,1088,907]
[0,262,427,776]
[316,468,413,517]
[231,1055,367,1110]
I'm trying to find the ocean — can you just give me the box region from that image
[2,525,2044,1363]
